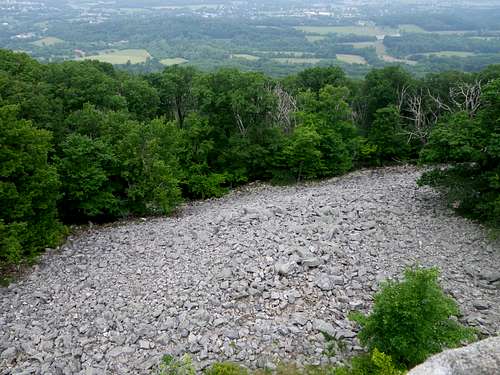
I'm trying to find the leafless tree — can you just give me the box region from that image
[450,80,482,118]
[270,84,297,134]
[399,88,433,144]
[427,80,482,118]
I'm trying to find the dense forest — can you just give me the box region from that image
[1,48,499,269]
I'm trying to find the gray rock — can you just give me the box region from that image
[302,257,322,268]
[107,346,135,358]
[0,346,16,360]
[473,300,491,311]
[312,319,336,337]
[315,274,334,291]
[408,336,500,375]
[275,262,295,276]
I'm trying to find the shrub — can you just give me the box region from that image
[155,354,196,375]
[350,267,475,368]
[205,362,249,375]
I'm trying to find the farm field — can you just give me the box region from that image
[418,51,477,57]
[272,57,323,64]
[159,57,189,66]
[31,37,63,47]
[295,25,398,37]
[336,54,367,64]
[82,49,151,64]
[349,42,377,49]
[305,35,326,42]
[230,54,260,61]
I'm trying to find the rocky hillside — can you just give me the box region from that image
[1,166,499,374]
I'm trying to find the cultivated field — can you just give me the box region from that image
[230,54,260,61]
[83,49,152,64]
[272,57,323,64]
[419,51,477,57]
[160,57,189,66]
[296,25,398,37]
[336,54,368,64]
[305,35,326,42]
[31,37,64,47]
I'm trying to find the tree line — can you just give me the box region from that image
[1,48,499,269]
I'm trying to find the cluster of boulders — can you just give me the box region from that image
[1,166,499,374]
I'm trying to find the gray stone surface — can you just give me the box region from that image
[408,336,500,375]
[1,166,499,374]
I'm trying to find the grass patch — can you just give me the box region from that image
[336,54,368,65]
[83,49,151,64]
[295,25,398,37]
[31,37,64,47]
[230,54,260,61]
[159,57,189,66]
[271,57,322,64]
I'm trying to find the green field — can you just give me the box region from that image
[230,54,260,61]
[336,54,368,65]
[398,24,427,33]
[83,49,152,64]
[296,25,398,37]
[272,57,322,64]
[31,37,64,47]
[305,35,326,42]
[160,57,189,66]
[348,42,377,49]
[420,51,477,57]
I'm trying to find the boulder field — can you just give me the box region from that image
[1,166,499,374]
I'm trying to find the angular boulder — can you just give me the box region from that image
[408,336,500,375]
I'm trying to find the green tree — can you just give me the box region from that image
[56,133,120,221]
[419,79,500,227]
[283,124,323,181]
[0,105,63,265]
[368,106,408,164]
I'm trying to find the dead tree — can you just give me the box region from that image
[399,88,436,145]
[270,84,297,134]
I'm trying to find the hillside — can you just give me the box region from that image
[1,166,499,373]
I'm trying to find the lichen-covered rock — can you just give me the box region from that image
[408,336,500,375]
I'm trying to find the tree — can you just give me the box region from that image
[283,124,322,181]
[419,79,500,227]
[56,133,120,221]
[368,106,408,164]
[360,66,414,129]
[152,65,198,127]
[0,105,63,265]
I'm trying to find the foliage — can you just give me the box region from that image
[0,105,64,265]
[368,106,408,164]
[350,267,475,368]
[205,362,249,375]
[419,79,500,228]
[155,354,196,375]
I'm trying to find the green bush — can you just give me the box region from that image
[205,362,249,375]
[156,354,196,375]
[350,267,475,368]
